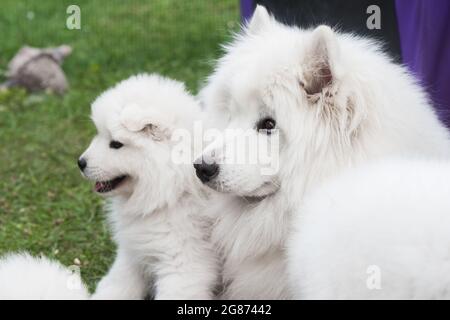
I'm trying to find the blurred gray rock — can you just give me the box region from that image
[1,45,72,94]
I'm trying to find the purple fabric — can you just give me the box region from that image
[396,0,450,127]
[240,0,255,21]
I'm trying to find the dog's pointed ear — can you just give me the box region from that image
[120,104,172,140]
[247,5,271,34]
[303,26,340,96]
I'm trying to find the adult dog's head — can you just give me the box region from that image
[196,6,383,199]
[79,74,201,213]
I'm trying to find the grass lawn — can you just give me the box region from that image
[0,0,239,290]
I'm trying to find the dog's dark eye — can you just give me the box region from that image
[256,117,276,134]
[109,140,124,149]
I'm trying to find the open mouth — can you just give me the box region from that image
[242,194,270,203]
[94,175,127,193]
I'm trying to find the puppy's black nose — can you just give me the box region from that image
[77,158,87,171]
[194,161,219,183]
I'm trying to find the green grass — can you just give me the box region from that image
[0,0,239,290]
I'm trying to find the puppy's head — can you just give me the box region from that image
[197,6,377,199]
[79,74,200,213]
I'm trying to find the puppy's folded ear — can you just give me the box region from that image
[246,5,272,35]
[302,26,341,96]
[120,103,172,140]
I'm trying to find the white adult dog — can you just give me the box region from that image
[287,158,450,299]
[196,6,450,299]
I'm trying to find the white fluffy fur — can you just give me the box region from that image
[288,158,450,299]
[198,6,450,299]
[82,74,218,299]
[0,253,89,299]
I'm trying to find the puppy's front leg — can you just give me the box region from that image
[91,248,147,300]
[153,248,218,300]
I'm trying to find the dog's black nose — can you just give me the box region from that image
[194,161,219,183]
[77,158,87,171]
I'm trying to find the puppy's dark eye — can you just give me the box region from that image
[256,117,276,134]
[109,140,124,149]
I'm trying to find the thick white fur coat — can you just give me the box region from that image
[0,253,89,299]
[199,6,450,299]
[87,75,218,300]
[287,159,450,299]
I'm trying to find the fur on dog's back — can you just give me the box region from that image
[288,158,450,299]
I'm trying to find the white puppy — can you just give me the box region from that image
[0,253,89,299]
[80,74,217,299]
[197,6,450,299]
[287,158,450,299]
